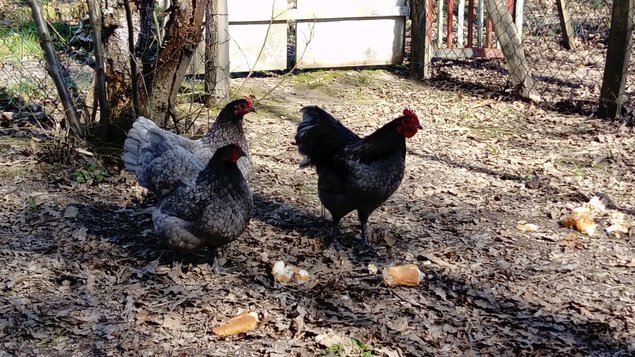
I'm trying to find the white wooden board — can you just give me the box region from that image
[228,23,288,72]
[296,18,404,68]
[188,0,408,74]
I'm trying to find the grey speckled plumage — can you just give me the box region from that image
[123,121,253,253]
[295,105,422,250]
[122,97,255,180]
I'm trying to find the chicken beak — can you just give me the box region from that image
[417,124,423,129]
[249,107,256,113]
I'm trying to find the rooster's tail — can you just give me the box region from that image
[295,106,360,169]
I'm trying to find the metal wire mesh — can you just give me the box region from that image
[522,0,612,109]
[425,0,633,118]
[0,0,93,130]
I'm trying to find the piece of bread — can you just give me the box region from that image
[212,311,258,337]
[381,264,422,287]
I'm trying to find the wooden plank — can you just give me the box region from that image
[555,0,575,50]
[228,6,410,23]
[486,17,492,47]
[458,0,465,46]
[434,47,503,58]
[598,0,634,118]
[296,18,405,68]
[228,23,288,72]
[410,0,433,79]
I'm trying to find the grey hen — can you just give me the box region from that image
[122,97,255,179]
[128,135,252,270]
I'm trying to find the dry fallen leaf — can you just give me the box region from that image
[559,233,580,249]
[212,311,258,337]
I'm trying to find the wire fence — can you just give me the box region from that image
[0,0,93,130]
[425,0,633,119]
[0,0,634,131]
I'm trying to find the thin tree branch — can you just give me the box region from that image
[123,0,141,116]
[27,0,83,136]
[86,0,110,123]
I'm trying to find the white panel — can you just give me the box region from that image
[228,23,288,72]
[296,18,404,68]
[297,0,407,8]
[458,0,465,46]
[228,0,289,22]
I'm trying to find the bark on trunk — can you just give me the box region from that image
[86,0,109,123]
[135,0,159,103]
[91,0,136,145]
[101,0,135,122]
[147,0,208,128]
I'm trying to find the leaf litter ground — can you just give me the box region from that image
[1,69,635,356]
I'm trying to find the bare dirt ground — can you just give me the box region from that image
[1,69,635,356]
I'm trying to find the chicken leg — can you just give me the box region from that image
[328,218,344,251]
[209,248,224,274]
[358,211,377,255]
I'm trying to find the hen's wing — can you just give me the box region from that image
[122,117,200,174]
[133,127,205,196]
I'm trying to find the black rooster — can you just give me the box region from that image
[295,106,421,251]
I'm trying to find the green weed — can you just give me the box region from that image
[71,163,109,184]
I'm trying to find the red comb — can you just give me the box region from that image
[245,96,254,106]
[403,108,418,120]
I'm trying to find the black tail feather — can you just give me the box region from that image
[294,106,360,169]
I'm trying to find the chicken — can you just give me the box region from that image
[123,134,253,270]
[122,96,255,179]
[294,106,421,251]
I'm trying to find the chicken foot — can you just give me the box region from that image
[208,248,224,274]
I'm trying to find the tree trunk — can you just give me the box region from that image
[86,0,109,123]
[135,0,159,103]
[145,0,208,128]
[90,0,136,147]
[101,0,135,122]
